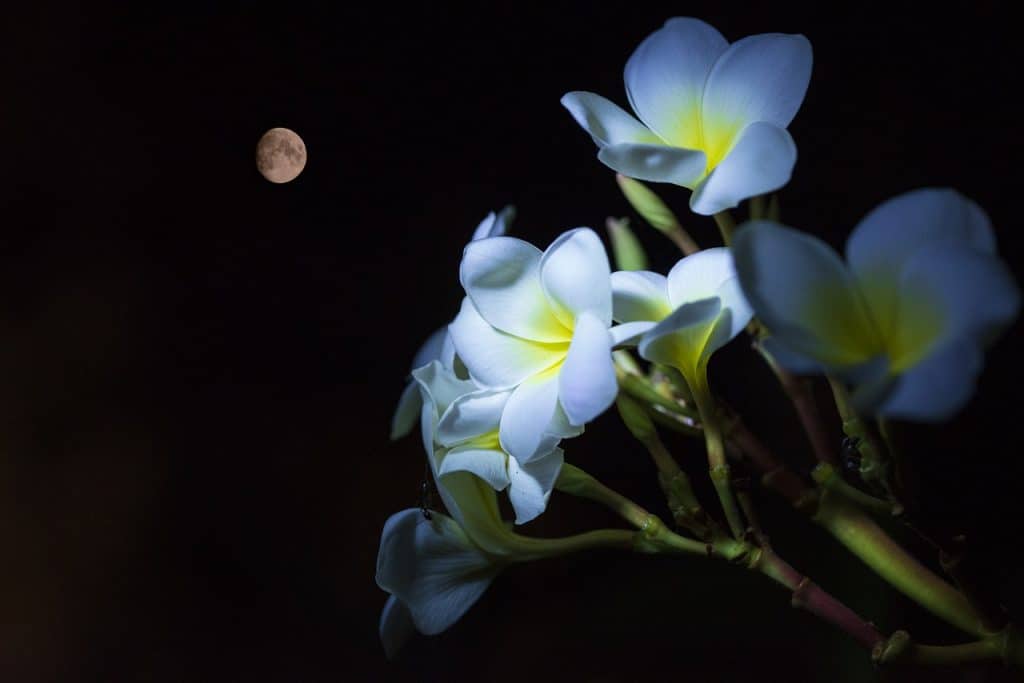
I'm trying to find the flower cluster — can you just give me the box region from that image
[374,15,1020,661]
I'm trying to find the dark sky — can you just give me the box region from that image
[2,2,1022,681]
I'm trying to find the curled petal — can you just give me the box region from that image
[508,447,565,524]
[598,143,707,188]
[560,92,661,148]
[449,298,567,389]
[437,388,511,447]
[460,237,572,342]
[375,509,498,636]
[499,367,562,464]
[666,247,735,304]
[439,446,512,491]
[637,298,722,372]
[625,17,729,147]
[540,228,613,326]
[611,321,657,347]
[689,122,796,215]
[411,360,478,425]
[379,595,416,660]
[611,270,671,322]
[559,312,617,426]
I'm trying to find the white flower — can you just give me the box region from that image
[390,206,515,440]
[610,248,753,382]
[732,188,1020,420]
[449,228,626,463]
[416,361,564,525]
[562,17,811,215]
[376,509,503,658]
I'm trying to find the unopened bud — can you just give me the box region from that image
[605,216,648,271]
[616,174,679,234]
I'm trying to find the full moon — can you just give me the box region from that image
[256,127,306,183]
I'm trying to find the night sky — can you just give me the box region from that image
[2,2,1023,681]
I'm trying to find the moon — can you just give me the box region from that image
[256,128,306,183]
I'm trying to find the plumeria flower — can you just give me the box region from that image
[390,206,515,440]
[610,248,753,388]
[732,188,1020,420]
[377,364,636,657]
[416,360,565,525]
[376,509,503,659]
[562,17,811,215]
[450,228,630,463]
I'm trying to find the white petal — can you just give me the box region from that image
[560,92,662,148]
[896,245,1020,352]
[871,339,984,421]
[460,237,572,342]
[379,596,415,659]
[539,228,613,326]
[471,211,499,241]
[611,321,657,347]
[666,248,753,342]
[559,311,617,426]
[448,298,567,389]
[375,509,498,636]
[508,447,565,524]
[439,445,512,491]
[846,188,997,276]
[439,332,459,373]
[666,247,736,304]
[499,367,562,464]
[701,33,812,132]
[436,388,511,447]
[411,360,478,424]
[598,143,707,188]
[624,17,729,147]
[689,122,796,215]
[611,270,672,322]
[846,189,999,334]
[638,298,723,371]
[732,221,881,368]
[546,403,585,440]
[390,381,422,441]
[411,327,448,370]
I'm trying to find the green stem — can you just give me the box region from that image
[812,462,899,516]
[689,367,746,540]
[555,463,708,556]
[509,528,644,560]
[874,628,1024,670]
[712,210,736,245]
[814,491,987,638]
[558,467,891,655]
[616,366,697,418]
[750,194,766,220]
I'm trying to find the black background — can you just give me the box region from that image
[2,2,1022,681]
